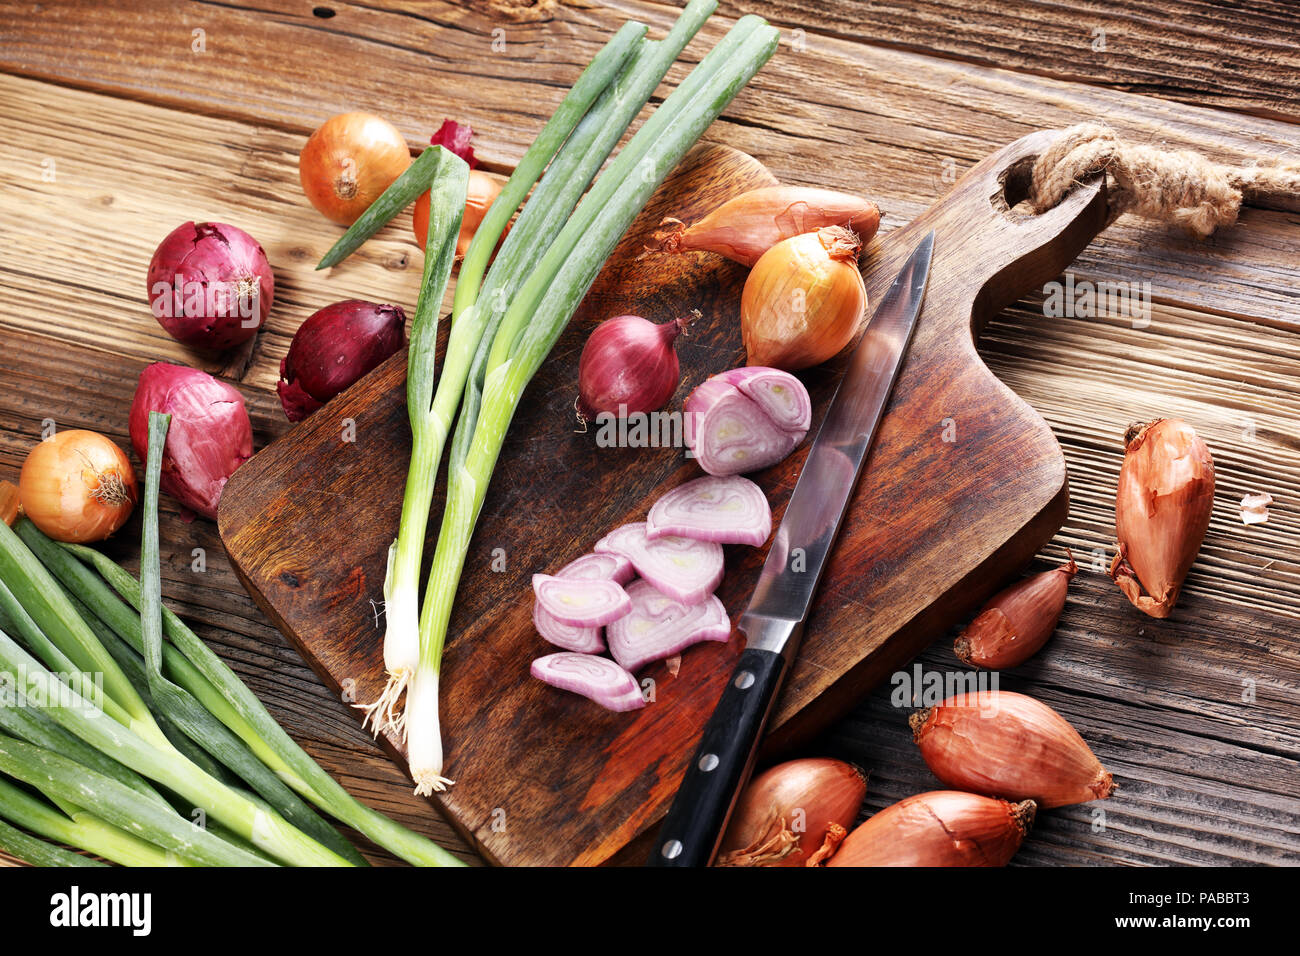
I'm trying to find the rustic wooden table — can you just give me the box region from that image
[0,0,1296,866]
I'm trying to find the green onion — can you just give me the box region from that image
[0,733,271,867]
[0,775,171,868]
[368,23,649,740]
[0,815,103,867]
[139,413,366,864]
[38,534,463,867]
[404,12,780,794]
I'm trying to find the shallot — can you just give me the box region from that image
[531,574,631,627]
[606,579,730,673]
[954,553,1077,669]
[277,300,406,422]
[827,791,1035,867]
[576,313,691,423]
[532,602,604,654]
[649,185,881,267]
[910,690,1115,808]
[557,551,635,585]
[741,226,867,370]
[685,367,811,476]
[647,475,772,547]
[717,758,867,867]
[129,363,253,520]
[1110,418,1215,618]
[146,222,275,350]
[594,522,723,605]
[530,653,644,712]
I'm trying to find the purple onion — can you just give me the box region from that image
[129,363,253,520]
[685,367,811,476]
[146,222,275,350]
[556,552,635,585]
[277,299,406,422]
[576,313,691,422]
[531,574,631,628]
[531,653,645,712]
[594,522,723,606]
[646,475,772,547]
[606,580,731,673]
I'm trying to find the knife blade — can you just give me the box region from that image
[649,230,935,867]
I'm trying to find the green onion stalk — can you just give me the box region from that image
[364,21,647,739]
[405,13,781,795]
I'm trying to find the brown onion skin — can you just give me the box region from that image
[742,226,867,371]
[827,791,1034,867]
[955,554,1077,669]
[1110,418,1215,618]
[910,690,1115,809]
[651,186,881,267]
[716,758,867,867]
[0,480,18,528]
[278,300,405,422]
[300,112,411,225]
[413,169,505,259]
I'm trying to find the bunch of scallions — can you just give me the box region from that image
[359,0,780,794]
[0,412,462,866]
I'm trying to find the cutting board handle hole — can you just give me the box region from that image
[995,156,1037,217]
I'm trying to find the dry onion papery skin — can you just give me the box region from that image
[650,185,881,266]
[717,757,867,867]
[827,791,1035,867]
[414,169,506,259]
[300,112,412,226]
[1109,418,1215,619]
[741,226,867,371]
[954,553,1077,669]
[18,431,137,543]
[910,690,1115,809]
[0,480,18,527]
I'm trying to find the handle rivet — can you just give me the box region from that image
[734,670,755,690]
[661,839,683,860]
[699,753,720,772]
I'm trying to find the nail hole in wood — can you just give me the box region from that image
[313,6,336,18]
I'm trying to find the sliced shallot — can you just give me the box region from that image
[532,602,605,654]
[532,574,631,627]
[557,551,635,585]
[646,475,772,547]
[606,579,731,673]
[530,653,644,712]
[594,522,723,605]
[685,367,811,476]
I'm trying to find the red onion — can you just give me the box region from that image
[129,363,253,520]
[429,118,478,168]
[532,602,604,654]
[607,579,731,673]
[277,300,405,423]
[146,222,274,350]
[685,367,811,476]
[594,522,723,606]
[557,551,635,585]
[647,475,772,547]
[576,313,692,422]
[531,653,644,712]
[531,574,631,628]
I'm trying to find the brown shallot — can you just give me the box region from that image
[648,185,881,267]
[717,758,867,867]
[910,690,1115,808]
[826,791,1034,867]
[954,553,1077,669]
[0,480,18,528]
[1110,418,1215,618]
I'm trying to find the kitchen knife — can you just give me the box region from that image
[649,230,935,867]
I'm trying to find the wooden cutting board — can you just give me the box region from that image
[219,134,1108,866]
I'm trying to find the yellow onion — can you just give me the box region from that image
[1110,418,1215,618]
[18,430,137,543]
[0,480,18,527]
[299,112,411,226]
[827,791,1035,867]
[954,553,1077,669]
[741,226,867,371]
[910,690,1115,808]
[716,758,867,867]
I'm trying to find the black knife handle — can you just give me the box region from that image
[648,647,789,867]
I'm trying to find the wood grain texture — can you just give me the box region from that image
[0,1,1296,866]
